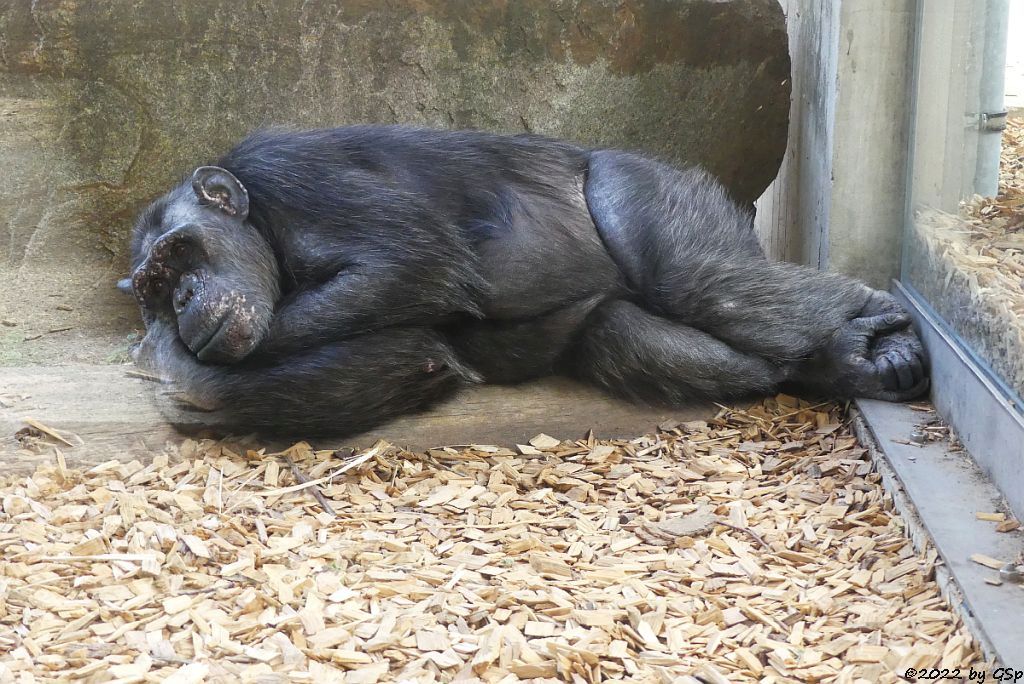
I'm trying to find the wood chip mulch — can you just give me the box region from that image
[0,396,980,683]
[908,115,1024,393]
[959,113,1024,295]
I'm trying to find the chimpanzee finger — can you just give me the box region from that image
[848,312,910,339]
[869,311,912,335]
[888,350,915,390]
[875,355,900,391]
[906,349,925,385]
[860,290,904,318]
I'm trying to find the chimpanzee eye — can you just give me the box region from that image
[174,243,189,258]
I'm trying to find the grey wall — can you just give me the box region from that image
[755,0,840,266]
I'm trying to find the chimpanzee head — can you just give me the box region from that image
[121,167,280,364]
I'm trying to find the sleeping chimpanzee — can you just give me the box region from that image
[121,125,927,435]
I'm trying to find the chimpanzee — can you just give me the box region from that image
[122,125,927,435]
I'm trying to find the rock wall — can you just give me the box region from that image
[0,0,790,363]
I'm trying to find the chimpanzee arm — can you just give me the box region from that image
[260,271,460,354]
[136,320,479,436]
[239,169,489,356]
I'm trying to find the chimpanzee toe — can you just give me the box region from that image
[882,376,930,402]
[907,349,925,385]
[864,324,929,401]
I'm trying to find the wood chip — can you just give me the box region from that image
[970,553,1005,569]
[528,433,561,449]
[997,519,1021,533]
[0,396,980,681]
[21,417,76,446]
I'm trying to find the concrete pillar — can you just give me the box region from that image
[756,0,915,290]
[828,0,915,288]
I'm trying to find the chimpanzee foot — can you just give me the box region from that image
[858,289,908,322]
[851,292,929,400]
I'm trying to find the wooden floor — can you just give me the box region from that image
[0,364,713,474]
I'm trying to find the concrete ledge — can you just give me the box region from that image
[855,399,1024,667]
[0,365,712,475]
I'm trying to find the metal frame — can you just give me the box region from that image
[892,280,1024,520]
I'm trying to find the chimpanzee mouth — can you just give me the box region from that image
[190,307,261,364]
[190,311,231,361]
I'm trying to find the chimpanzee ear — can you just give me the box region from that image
[117,278,133,295]
[191,166,249,219]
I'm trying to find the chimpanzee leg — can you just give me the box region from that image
[585,150,890,361]
[444,296,607,384]
[566,300,927,404]
[565,300,790,404]
[585,150,926,401]
[135,320,478,436]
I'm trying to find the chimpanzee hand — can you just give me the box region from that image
[816,308,928,401]
[131,318,179,375]
[869,328,928,397]
[131,319,224,411]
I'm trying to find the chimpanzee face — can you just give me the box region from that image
[121,167,280,364]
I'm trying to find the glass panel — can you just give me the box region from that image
[902,0,1023,398]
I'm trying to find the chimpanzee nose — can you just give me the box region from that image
[174,288,193,315]
[174,272,201,317]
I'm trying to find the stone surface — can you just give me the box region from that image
[0,0,789,364]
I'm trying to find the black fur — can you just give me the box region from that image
[125,125,927,435]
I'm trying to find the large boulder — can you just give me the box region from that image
[0,0,790,363]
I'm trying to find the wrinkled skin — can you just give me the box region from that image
[799,291,928,403]
[123,125,927,436]
[125,168,280,364]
